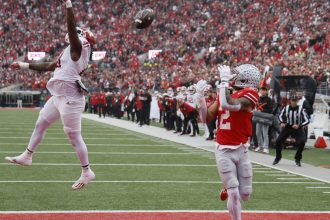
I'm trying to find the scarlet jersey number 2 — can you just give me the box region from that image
[220,110,231,130]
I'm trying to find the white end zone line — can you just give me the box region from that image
[0,210,330,214]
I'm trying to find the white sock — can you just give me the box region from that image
[67,132,90,167]
[82,167,90,174]
[227,187,241,220]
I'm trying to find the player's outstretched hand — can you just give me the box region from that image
[217,65,232,82]
[10,62,29,70]
[195,80,207,96]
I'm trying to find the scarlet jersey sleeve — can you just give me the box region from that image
[233,88,259,108]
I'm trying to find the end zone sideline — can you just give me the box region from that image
[82,114,330,184]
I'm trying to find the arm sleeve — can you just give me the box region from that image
[301,108,310,126]
[219,87,241,112]
[278,106,286,123]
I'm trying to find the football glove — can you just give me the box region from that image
[195,80,207,97]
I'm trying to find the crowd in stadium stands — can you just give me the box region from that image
[0,0,329,91]
[1,0,328,148]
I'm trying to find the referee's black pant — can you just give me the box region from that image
[275,126,306,162]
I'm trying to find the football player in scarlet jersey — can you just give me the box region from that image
[5,0,96,190]
[196,64,261,220]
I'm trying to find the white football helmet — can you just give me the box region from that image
[180,86,187,93]
[188,85,196,94]
[176,94,184,102]
[65,27,96,44]
[232,64,261,89]
[167,87,174,97]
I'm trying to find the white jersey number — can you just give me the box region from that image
[220,110,231,130]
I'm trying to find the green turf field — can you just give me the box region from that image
[0,110,329,211]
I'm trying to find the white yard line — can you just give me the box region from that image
[254,170,284,173]
[0,132,131,136]
[265,174,296,176]
[0,128,124,132]
[0,137,143,140]
[305,186,330,189]
[0,143,178,146]
[0,151,192,155]
[276,177,309,180]
[322,192,330,194]
[0,163,216,167]
[251,167,271,170]
[0,180,325,184]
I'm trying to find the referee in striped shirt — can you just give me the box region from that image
[273,93,310,167]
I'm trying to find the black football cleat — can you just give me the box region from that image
[272,158,281,165]
[295,160,301,167]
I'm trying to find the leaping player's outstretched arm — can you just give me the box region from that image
[62,0,82,61]
[10,61,57,72]
[29,62,57,72]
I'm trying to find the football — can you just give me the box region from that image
[134,9,155,29]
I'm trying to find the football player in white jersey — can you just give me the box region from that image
[5,0,95,190]
[186,85,197,108]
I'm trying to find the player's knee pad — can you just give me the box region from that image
[238,162,253,178]
[227,187,240,201]
[238,162,253,199]
[218,158,239,188]
[240,193,251,201]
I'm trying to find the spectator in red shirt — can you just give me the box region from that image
[97,92,107,118]
[178,97,199,137]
